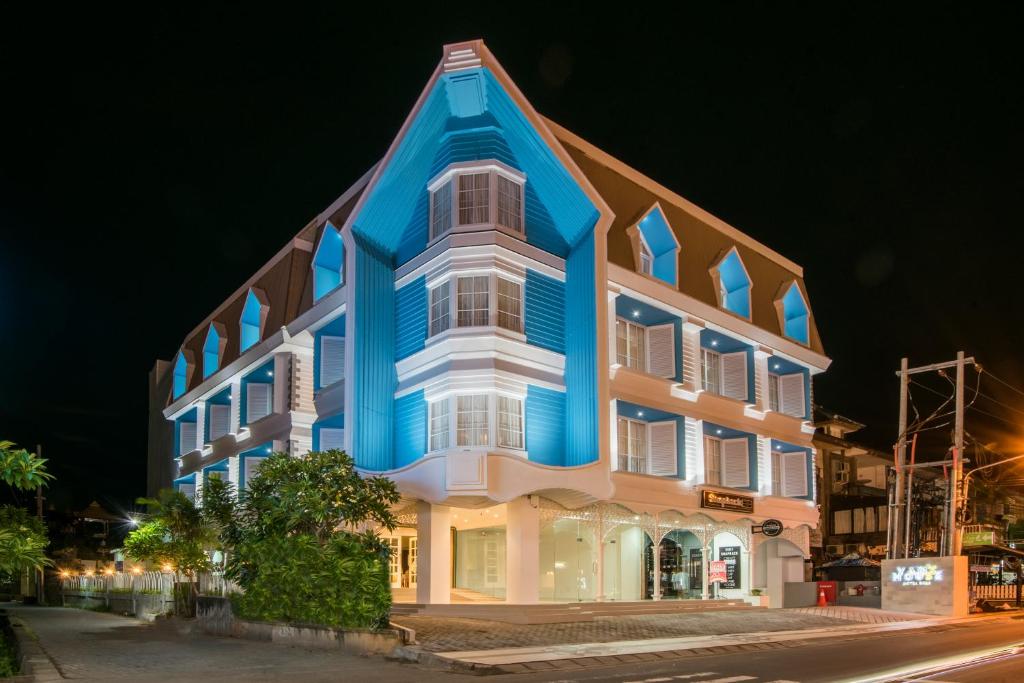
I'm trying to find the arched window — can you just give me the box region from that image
[628,204,680,286]
[202,322,227,379]
[778,282,810,345]
[710,247,752,319]
[172,351,190,399]
[312,223,345,301]
[240,288,269,353]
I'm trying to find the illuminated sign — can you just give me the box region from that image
[701,489,754,514]
[890,563,944,587]
[962,530,995,547]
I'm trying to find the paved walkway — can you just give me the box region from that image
[6,604,438,682]
[394,608,864,652]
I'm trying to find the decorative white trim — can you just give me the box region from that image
[426,159,526,193]
[773,280,812,347]
[608,264,830,373]
[397,240,564,289]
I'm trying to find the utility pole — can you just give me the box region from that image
[892,358,909,560]
[36,444,46,605]
[951,352,965,556]
[891,354,973,561]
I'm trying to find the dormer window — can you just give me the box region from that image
[428,161,526,242]
[710,247,752,319]
[627,204,679,286]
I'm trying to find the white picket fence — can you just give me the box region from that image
[975,584,1021,601]
[60,571,241,596]
[61,571,174,595]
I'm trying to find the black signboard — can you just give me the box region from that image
[755,519,783,537]
[700,489,754,514]
[719,546,741,589]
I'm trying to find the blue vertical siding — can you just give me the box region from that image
[563,233,599,466]
[395,276,428,361]
[394,390,427,468]
[524,270,565,354]
[525,385,565,466]
[352,239,396,471]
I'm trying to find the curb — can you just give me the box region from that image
[8,616,62,683]
[412,613,1021,675]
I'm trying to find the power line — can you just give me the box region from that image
[982,368,1024,401]
[975,386,1024,419]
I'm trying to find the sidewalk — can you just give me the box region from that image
[397,608,1016,675]
[4,604,439,682]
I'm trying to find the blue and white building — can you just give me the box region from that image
[155,41,830,606]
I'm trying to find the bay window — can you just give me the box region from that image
[496,395,523,449]
[428,162,526,241]
[457,395,489,446]
[427,392,525,453]
[427,273,524,337]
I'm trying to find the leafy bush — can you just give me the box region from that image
[205,450,400,629]
[0,615,17,677]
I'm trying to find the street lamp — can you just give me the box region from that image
[958,453,1024,554]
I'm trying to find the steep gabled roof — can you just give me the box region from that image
[547,118,825,357]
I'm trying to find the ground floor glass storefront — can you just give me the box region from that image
[388,498,799,604]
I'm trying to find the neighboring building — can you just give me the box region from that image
[151,41,830,606]
[813,410,891,561]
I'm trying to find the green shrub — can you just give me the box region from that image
[206,450,400,630]
[232,532,391,628]
[0,616,17,677]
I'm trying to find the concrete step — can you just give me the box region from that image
[390,599,761,624]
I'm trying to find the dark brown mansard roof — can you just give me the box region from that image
[169,178,368,405]
[548,119,826,358]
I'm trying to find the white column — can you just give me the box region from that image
[416,502,452,604]
[193,400,207,451]
[652,528,662,600]
[681,320,703,392]
[754,348,771,411]
[757,436,772,496]
[607,289,620,367]
[505,497,540,604]
[609,399,619,472]
[684,416,705,485]
[272,352,291,414]
[228,380,242,435]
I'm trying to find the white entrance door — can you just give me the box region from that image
[408,537,417,588]
[387,537,401,588]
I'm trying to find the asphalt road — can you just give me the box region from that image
[500,615,1024,682]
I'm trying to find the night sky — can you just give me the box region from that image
[2,5,1023,511]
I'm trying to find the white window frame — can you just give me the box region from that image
[616,318,647,371]
[426,272,525,339]
[427,161,526,244]
[701,347,722,395]
[428,392,526,454]
[617,417,648,474]
[703,435,722,485]
[768,370,806,418]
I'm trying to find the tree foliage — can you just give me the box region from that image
[0,442,53,581]
[0,441,53,491]
[215,449,400,628]
[123,489,212,615]
[0,506,50,578]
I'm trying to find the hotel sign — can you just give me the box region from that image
[890,563,944,587]
[700,489,754,514]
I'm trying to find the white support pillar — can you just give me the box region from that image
[193,400,207,451]
[754,348,771,411]
[652,532,662,600]
[228,380,242,435]
[607,289,620,367]
[416,502,452,604]
[505,496,540,604]
[272,352,291,415]
[681,320,704,392]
